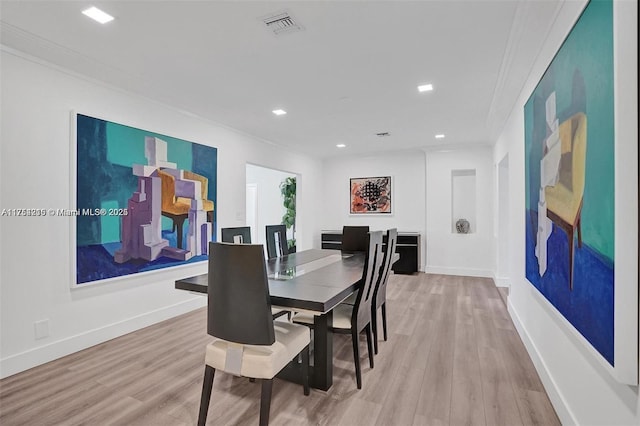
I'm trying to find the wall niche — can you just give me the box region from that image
[451,169,476,234]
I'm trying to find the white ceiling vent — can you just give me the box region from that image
[261,11,304,36]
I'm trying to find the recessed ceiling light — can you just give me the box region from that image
[82,6,114,24]
[336,144,346,148]
[435,134,446,139]
[418,84,434,92]
[272,109,287,116]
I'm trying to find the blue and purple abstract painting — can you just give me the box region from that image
[524,0,614,365]
[75,113,217,285]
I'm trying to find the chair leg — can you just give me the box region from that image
[577,216,583,248]
[381,303,388,341]
[302,345,310,396]
[197,365,216,426]
[371,307,379,355]
[259,379,273,426]
[365,324,374,369]
[175,217,187,249]
[351,330,362,389]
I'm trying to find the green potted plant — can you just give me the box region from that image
[280,176,296,252]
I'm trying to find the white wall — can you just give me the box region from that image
[321,148,495,277]
[321,151,426,269]
[493,0,639,424]
[245,164,295,245]
[495,155,510,287]
[0,50,323,378]
[425,147,495,277]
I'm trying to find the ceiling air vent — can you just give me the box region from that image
[376,132,391,137]
[261,11,304,36]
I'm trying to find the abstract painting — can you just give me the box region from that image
[73,113,217,286]
[524,1,614,365]
[350,176,391,214]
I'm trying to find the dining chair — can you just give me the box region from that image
[220,226,287,320]
[544,112,587,290]
[182,170,215,224]
[339,225,371,305]
[221,226,252,244]
[371,228,397,354]
[265,224,289,259]
[341,225,370,253]
[159,170,214,249]
[197,242,310,426]
[293,230,384,389]
[158,170,190,249]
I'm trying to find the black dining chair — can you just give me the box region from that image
[341,226,370,253]
[340,225,371,305]
[222,226,287,320]
[293,230,384,389]
[265,224,289,259]
[371,228,397,354]
[221,226,252,244]
[197,242,310,426]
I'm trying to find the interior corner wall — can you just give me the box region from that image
[0,50,323,378]
[493,0,639,424]
[320,152,426,269]
[425,147,494,277]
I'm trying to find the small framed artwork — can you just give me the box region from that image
[350,176,392,214]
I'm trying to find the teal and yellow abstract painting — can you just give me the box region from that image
[75,114,217,285]
[524,0,614,365]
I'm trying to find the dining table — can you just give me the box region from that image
[175,248,366,391]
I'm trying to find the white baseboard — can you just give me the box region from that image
[424,265,493,278]
[0,297,206,379]
[507,298,577,425]
[493,275,510,287]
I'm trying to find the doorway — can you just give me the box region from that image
[245,164,297,248]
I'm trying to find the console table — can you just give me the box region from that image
[321,230,420,274]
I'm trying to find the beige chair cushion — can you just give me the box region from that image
[293,304,353,330]
[271,307,289,317]
[205,322,310,379]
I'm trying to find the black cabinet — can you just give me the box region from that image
[321,230,420,274]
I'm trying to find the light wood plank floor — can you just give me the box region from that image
[0,274,559,425]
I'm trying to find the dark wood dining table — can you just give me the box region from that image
[175,248,365,391]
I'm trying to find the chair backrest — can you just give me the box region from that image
[183,170,208,200]
[265,224,289,259]
[221,226,252,244]
[342,226,370,253]
[158,170,177,210]
[352,230,384,332]
[207,242,275,345]
[374,228,398,311]
[570,112,587,198]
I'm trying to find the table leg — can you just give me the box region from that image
[312,310,333,391]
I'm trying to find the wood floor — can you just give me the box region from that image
[0,274,560,426]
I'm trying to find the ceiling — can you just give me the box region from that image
[0,1,563,159]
